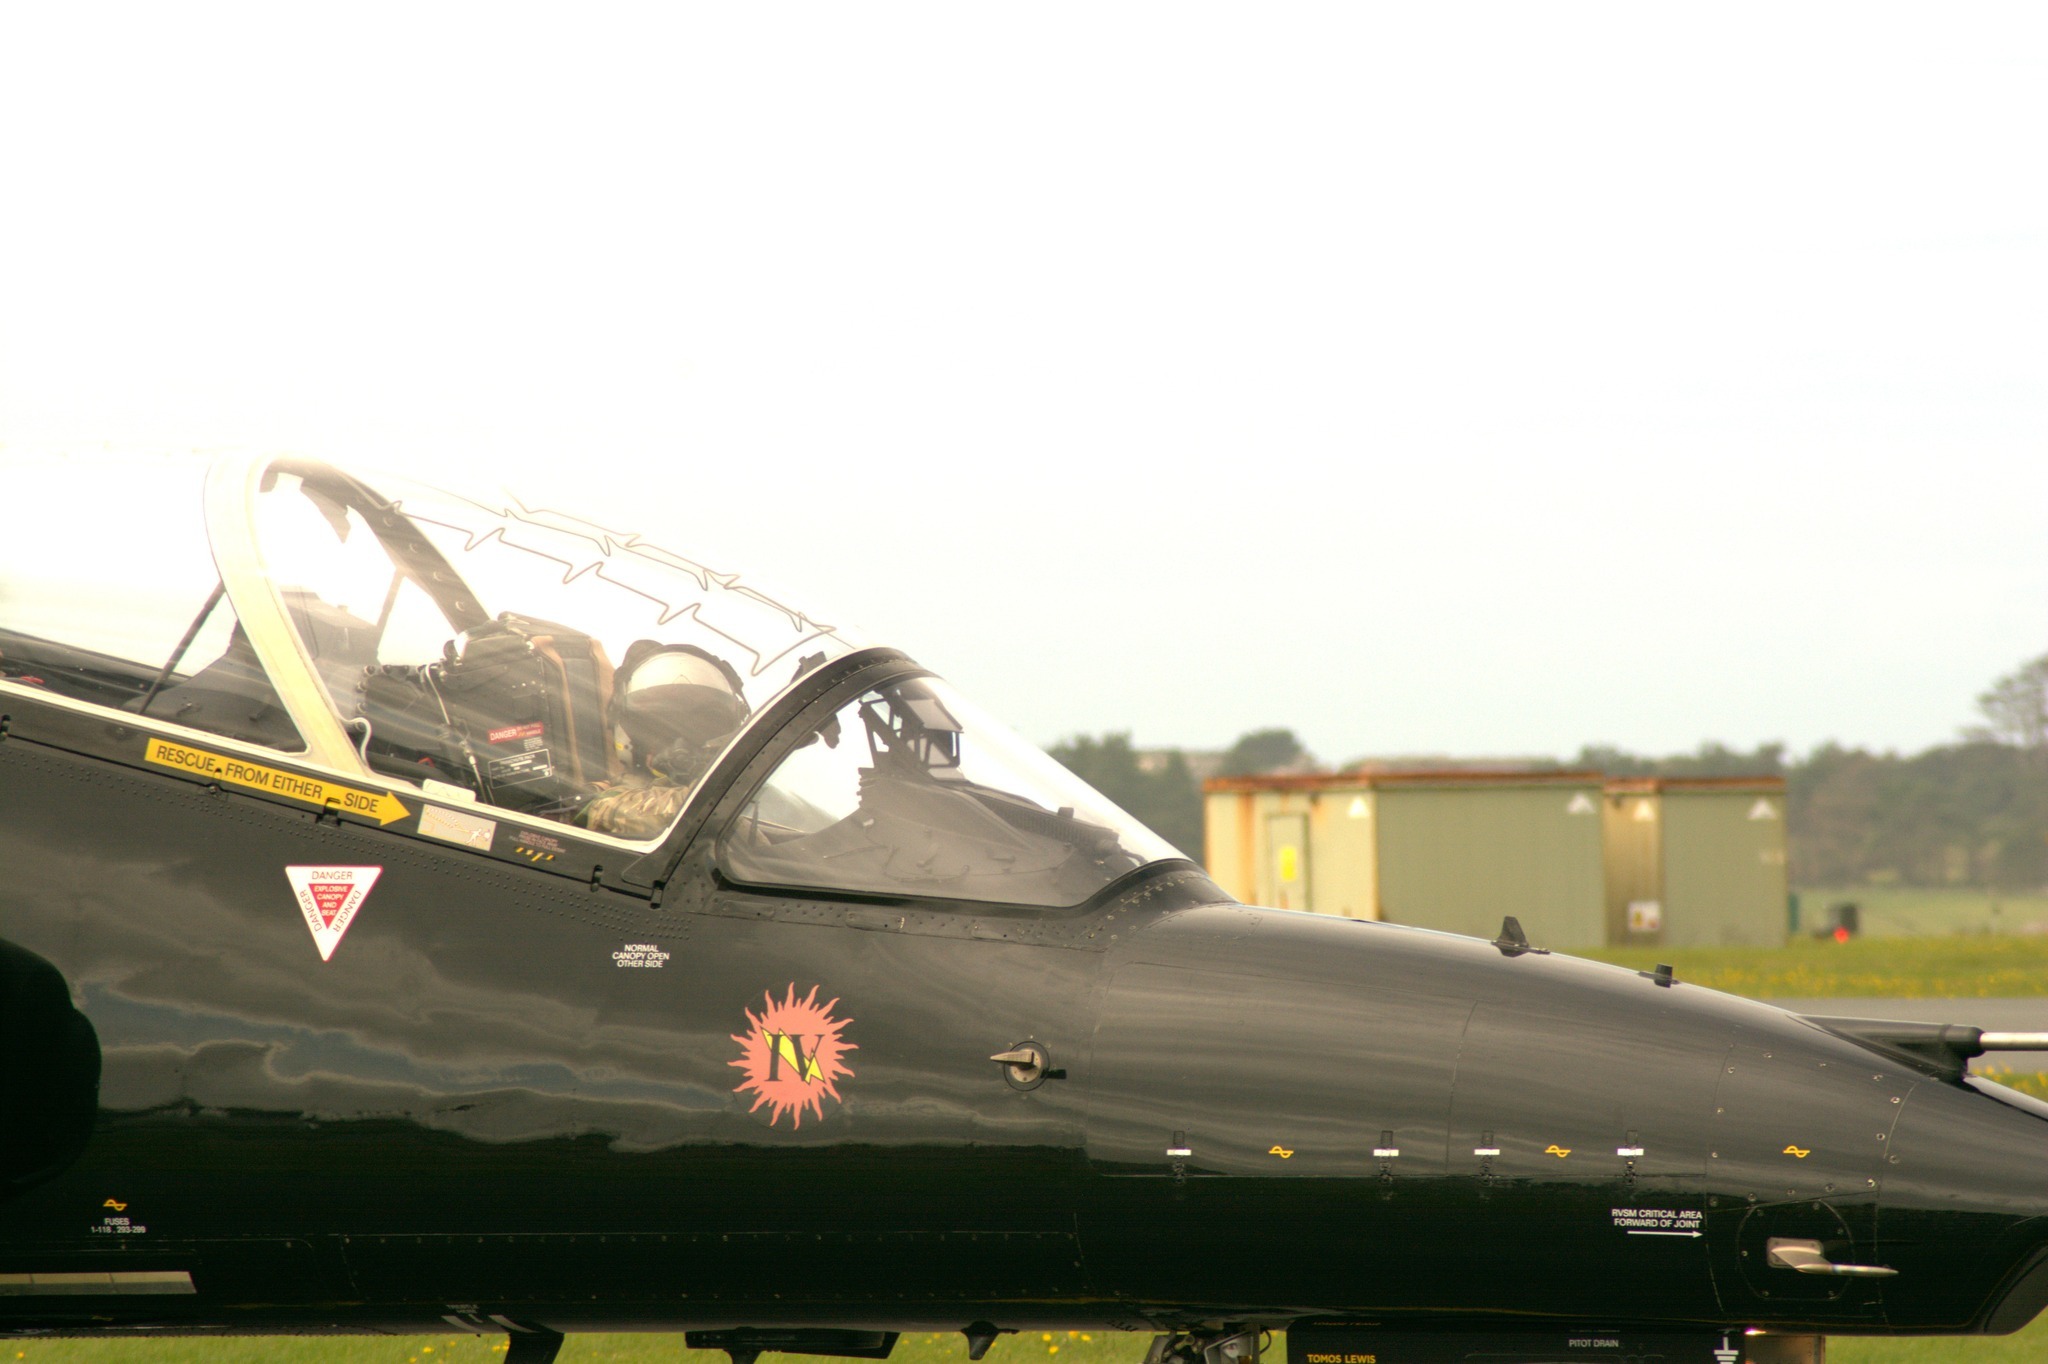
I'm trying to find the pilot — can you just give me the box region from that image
[578,642,750,840]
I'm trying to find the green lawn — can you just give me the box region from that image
[1579,931,2048,998]
[12,1321,2048,1364]
[1792,888,2048,941]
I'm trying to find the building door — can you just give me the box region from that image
[1267,812,1308,911]
[1604,792,1663,944]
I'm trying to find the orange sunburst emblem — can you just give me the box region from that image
[729,984,857,1129]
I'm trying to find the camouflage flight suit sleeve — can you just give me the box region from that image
[578,779,691,840]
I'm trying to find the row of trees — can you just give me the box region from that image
[1578,735,2048,888]
[1046,728,1310,863]
[1639,655,2048,889]
[1048,654,2048,889]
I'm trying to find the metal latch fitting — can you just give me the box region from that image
[1767,1237,1898,1277]
[990,1040,1062,1090]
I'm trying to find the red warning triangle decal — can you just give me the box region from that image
[284,865,382,961]
[307,882,353,927]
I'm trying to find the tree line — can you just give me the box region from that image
[1049,655,2048,891]
[1046,728,1307,865]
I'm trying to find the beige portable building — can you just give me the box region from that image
[1202,770,1610,949]
[1204,770,1789,949]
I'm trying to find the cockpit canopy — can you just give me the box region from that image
[0,455,1180,907]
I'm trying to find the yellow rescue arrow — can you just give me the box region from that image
[145,737,412,827]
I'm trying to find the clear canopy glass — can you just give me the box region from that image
[0,454,1187,885]
[228,458,862,834]
[721,675,1180,907]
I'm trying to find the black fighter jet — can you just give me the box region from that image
[5,456,2048,1364]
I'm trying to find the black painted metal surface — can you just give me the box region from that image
[6,682,2048,1348]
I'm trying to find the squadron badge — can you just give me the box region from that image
[730,984,856,1129]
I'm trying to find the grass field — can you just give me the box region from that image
[12,1321,2048,1364]
[1579,931,2048,998]
[1793,888,2048,941]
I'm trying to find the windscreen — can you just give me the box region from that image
[719,675,1182,907]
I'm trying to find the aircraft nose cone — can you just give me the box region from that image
[1869,1076,2048,1330]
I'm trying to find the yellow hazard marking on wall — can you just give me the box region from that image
[1545,1145,1572,1158]
[1277,845,1299,881]
[1783,1145,1811,1159]
[144,737,411,826]
[1268,1145,1294,1159]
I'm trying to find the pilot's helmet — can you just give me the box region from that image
[612,642,749,785]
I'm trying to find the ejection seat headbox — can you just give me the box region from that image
[356,613,619,817]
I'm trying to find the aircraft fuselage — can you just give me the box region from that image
[5,687,2048,1344]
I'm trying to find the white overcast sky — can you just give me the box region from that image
[3,6,2044,763]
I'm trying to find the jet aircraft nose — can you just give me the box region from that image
[1871,1068,2048,1331]
[1079,900,2048,1334]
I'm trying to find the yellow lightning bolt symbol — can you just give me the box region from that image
[774,1033,821,1082]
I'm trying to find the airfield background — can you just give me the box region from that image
[1203,771,1788,949]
